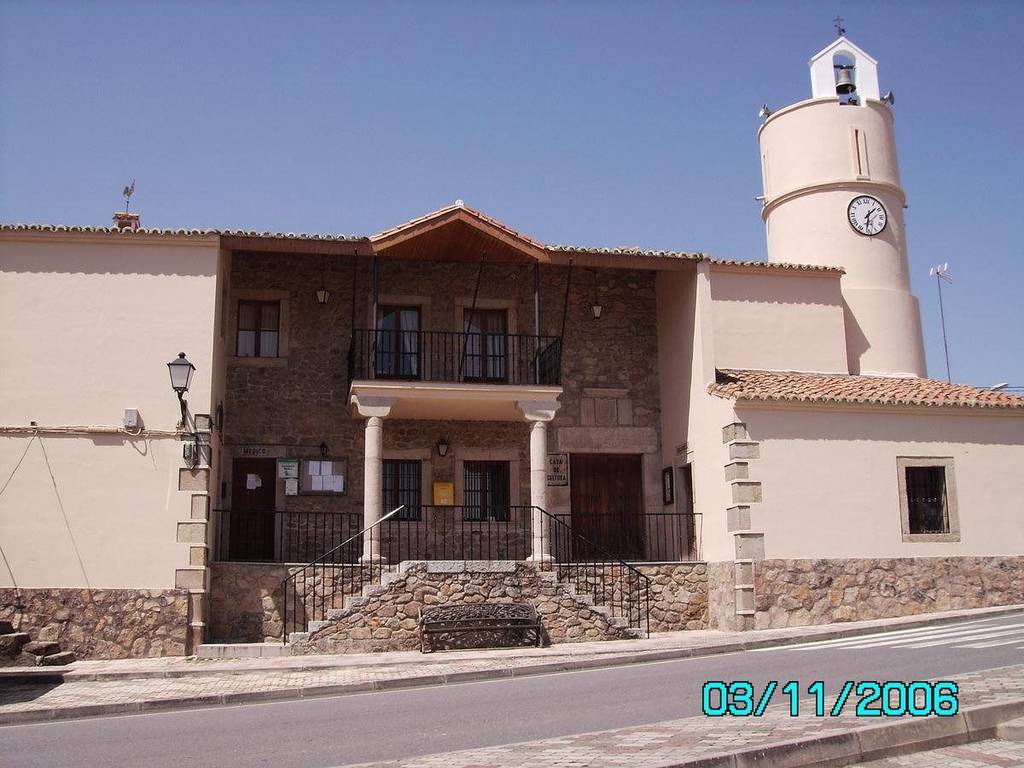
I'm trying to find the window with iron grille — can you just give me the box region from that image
[382,460,421,521]
[463,461,510,521]
[236,300,280,357]
[905,466,949,534]
[897,457,959,542]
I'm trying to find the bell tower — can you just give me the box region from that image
[757,36,926,377]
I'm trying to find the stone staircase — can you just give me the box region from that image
[288,560,643,653]
[0,620,75,667]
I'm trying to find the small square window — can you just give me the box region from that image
[237,300,280,358]
[897,457,959,542]
[383,460,421,520]
[463,461,510,521]
[905,466,948,534]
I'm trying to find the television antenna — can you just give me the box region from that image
[929,263,954,383]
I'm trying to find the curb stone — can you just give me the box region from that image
[649,700,1024,768]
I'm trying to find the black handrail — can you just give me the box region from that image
[536,506,652,637]
[280,506,404,643]
[348,329,562,386]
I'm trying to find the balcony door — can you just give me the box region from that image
[463,309,508,383]
[376,306,421,379]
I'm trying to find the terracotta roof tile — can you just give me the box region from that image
[370,202,545,249]
[709,368,1024,410]
[0,213,843,274]
[0,223,366,242]
[708,257,844,274]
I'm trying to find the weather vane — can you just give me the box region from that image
[834,15,846,37]
[122,179,136,213]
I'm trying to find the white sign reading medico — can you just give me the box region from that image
[546,453,568,486]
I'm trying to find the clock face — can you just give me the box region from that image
[848,195,888,236]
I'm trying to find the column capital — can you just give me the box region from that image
[516,399,560,423]
[349,393,397,419]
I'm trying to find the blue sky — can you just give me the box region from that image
[2,1,1021,388]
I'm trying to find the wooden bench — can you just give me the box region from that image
[418,603,543,653]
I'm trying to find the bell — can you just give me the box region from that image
[835,67,857,95]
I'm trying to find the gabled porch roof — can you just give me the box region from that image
[370,201,548,264]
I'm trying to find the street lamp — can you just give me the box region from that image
[436,437,450,457]
[167,352,195,421]
[167,352,199,467]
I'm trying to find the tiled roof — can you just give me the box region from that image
[371,202,546,249]
[546,244,703,262]
[708,257,844,274]
[0,223,367,242]
[710,369,1024,410]
[0,211,840,274]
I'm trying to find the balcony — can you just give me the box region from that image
[347,329,563,420]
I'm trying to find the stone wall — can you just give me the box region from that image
[753,556,1024,629]
[210,561,376,643]
[0,588,189,659]
[221,250,661,525]
[639,563,708,631]
[706,561,738,631]
[292,561,638,655]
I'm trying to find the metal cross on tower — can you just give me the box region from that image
[834,16,846,37]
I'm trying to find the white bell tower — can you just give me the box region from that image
[757,36,927,377]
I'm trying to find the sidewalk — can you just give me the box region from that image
[341,666,1024,767]
[0,604,1020,728]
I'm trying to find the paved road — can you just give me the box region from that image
[4,612,1024,768]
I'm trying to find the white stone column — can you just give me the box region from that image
[362,415,384,562]
[516,400,561,562]
[350,394,395,563]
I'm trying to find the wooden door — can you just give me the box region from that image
[569,454,644,560]
[229,458,277,560]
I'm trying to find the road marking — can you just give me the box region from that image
[773,622,1024,652]
[762,617,1014,651]
[901,626,1024,648]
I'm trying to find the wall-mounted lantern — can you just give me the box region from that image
[319,441,329,458]
[436,438,450,457]
[591,269,603,319]
[167,352,199,467]
[167,352,195,421]
[315,255,331,305]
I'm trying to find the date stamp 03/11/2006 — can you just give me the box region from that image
[702,681,960,718]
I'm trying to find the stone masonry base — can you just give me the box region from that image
[211,561,710,643]
[0,587,189,659]
[293,561,641,654]
[753,556,1024,629]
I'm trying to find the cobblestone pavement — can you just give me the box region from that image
[860,738,1024,766]
[337,664,1024,768]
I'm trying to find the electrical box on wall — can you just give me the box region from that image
[123,409,140,429]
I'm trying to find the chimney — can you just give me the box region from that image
[112,211,141,231]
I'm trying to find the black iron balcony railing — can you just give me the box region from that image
[216,509,701,565]
[348,329,562,386]
[215,509,363,564]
